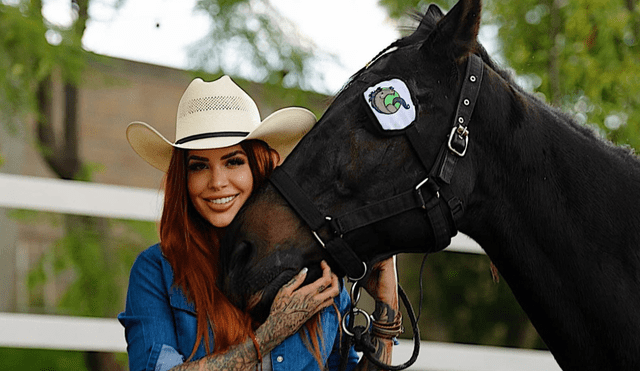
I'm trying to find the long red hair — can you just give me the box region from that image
[160,140,327,364]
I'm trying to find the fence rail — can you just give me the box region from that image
[0,172,560,370]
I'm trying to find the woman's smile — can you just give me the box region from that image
[208,194,238,205]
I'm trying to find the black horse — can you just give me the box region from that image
[219,0,640,369]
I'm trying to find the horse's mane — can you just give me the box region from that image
[476,43,638,162]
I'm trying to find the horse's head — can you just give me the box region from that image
[220,0,486,322]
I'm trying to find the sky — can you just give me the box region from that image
[41,0,402,94]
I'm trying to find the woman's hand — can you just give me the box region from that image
[256,260,340,353]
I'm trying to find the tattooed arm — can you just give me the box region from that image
[354,256,399,371]
[170,260,340,371]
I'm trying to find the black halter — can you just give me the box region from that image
[269,54,484,369]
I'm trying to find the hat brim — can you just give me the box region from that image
[126,107,316,172]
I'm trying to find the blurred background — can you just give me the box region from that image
[1,0,638,369]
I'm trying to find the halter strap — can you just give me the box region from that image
[269,168,367,280]
[443,53,484,176]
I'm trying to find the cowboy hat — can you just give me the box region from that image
[126,76,317,172]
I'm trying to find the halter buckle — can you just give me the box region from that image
[312,216,340,248]
[448,125,469,157]
[313,217,368,282]
[415,177,440,210]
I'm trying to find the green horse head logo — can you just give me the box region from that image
[368,86,410,114]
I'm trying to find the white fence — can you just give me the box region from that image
[0,173,561,370]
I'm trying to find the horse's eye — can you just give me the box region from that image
[335,180,352,197]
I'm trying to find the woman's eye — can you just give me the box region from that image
[226,157,247,167]
[188,162,207,172]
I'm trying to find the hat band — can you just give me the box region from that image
[175,131,250,145]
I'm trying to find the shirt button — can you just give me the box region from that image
[276,356,284,363]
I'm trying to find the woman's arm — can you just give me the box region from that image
[354,256,399,371]
[171,260,340,371]
[119,246,185,371]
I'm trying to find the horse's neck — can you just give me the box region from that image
[471,80,640,248]
[465,72,640,369]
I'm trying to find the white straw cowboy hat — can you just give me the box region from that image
[126,76,317,172]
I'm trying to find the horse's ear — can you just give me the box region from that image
[425,3,445,20]
[423,0,482,61]
[415,4,445,33]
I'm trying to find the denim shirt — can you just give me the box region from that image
[118,244,359,371]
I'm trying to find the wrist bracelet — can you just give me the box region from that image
[249,332,262,363]
[371,312,404,339]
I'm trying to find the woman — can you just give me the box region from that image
[119,76,401,371]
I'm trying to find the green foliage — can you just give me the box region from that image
[19,211,156,317]
[190,0,334,91]
[0,1,86,130]
[399,253,545,348]
[487,0,640,150]
[74,162,106,182]
[0,2,52,130]
[0,347,89,371]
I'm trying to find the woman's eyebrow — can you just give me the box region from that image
[221,150,246,160]
[187,155,209,162]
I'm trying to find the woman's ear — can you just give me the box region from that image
[271,149,282,166]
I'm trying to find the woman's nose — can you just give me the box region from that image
[208,167,228,190]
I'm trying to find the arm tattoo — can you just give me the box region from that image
[372,300,397,323]
[353,300,398,371]
[169,295,320,371]
[169,338,259,371]
[353,336,394,371]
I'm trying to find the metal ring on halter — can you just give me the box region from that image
[350,282,362,307]
[312,230,326,248]
[347,261,368,282]
[341,307,372,337]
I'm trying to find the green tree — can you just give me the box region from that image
[2,1,130,370]
[189,0,334,91]
[0,2,70,133]
[492,0,640,148]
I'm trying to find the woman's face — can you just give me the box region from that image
[187,145,253,228]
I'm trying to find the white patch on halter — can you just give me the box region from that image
[364,79,416,131]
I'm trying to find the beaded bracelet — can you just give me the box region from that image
[371,312,404,339]
[249,332,262,363]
